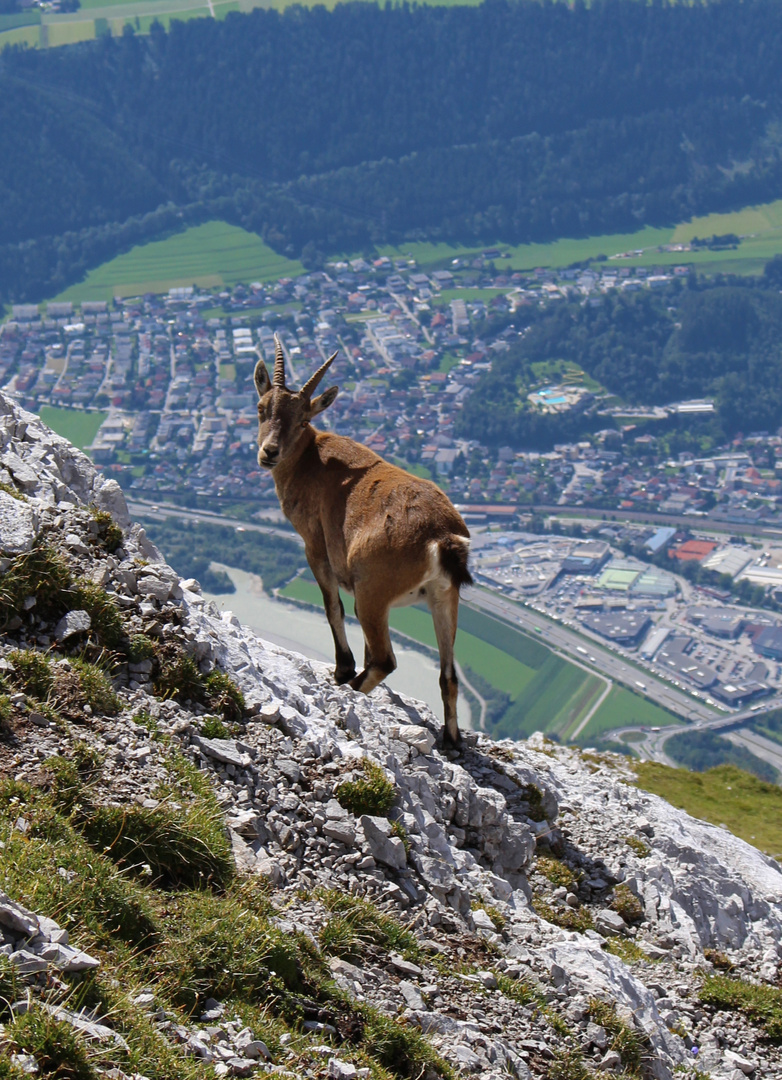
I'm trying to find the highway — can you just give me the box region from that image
[462,585,718,723]
[461,585,780,765]
[127,499,779,767]
[522,504,782,543]
[127,499,303,547]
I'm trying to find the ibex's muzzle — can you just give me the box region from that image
[259,442,279,467]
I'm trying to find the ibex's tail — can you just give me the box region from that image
[439,535,473,591]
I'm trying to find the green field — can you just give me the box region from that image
[53,222,304,303]
[40,195,782,309]
[634,762,782,858]
[280,577,604,740]
[380,199,782,276]
[575,685,679,744]
[37,406,107,451]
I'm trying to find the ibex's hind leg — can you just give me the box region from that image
[428,585,461,748]
[350,587,396,695]
[309,556,356,684]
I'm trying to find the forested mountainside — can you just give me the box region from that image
[458,271,782,449]
[4,0,782,299]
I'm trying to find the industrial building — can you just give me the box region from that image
[687,606,745,639]
[753,626,782,661]
[561,541,610,575]
[581,611,651,646]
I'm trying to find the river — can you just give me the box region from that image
[202,565,474,727]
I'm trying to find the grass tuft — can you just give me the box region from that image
[0,546,72,626]
[70,656,120,716]
[317,889,419,960]
[200,714,229,739]
[623,835,651,859]
[154,652,204,703]
[0,694,10,735]
[6,1008,96,1080]
[336,760,397,818]
[90,508,124,554]
[588,998,649,1075]
[472,901,506,932]
[0,548,126,650]
[603,937,655,964]
[69,583,126,651]
[0,779,159,948]
[80,799,233,889]
[127,633,156,662]
[157,888,300,1010]
[534,895,594,933]
[610,884,644,924]
[700,974,782,1040]
[204,669,245,723]
[536,855,578,890]
[704,948,733,970]
[7,649,53,700]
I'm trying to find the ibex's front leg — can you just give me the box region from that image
[308,553,356,684]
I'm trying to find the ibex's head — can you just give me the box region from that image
[254,334,339,470]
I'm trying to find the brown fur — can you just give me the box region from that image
[254,337,471,747]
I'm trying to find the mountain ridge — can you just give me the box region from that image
[0,393,780,1080]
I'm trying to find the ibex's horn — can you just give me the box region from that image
[300,350,338,399]
[273,333,286,388]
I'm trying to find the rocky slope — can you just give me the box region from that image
[0,392,781,1080]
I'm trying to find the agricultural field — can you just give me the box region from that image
[279,577,606,741]
[379,198,782,276]
[633,762,782,858]
[36,406,107,451]
[574,685,679,745]
[41,195,782,308]
[53,222,304,304]
[0,0,487,50]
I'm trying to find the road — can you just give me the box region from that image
[462,586,718,723]
[570,678,613,740]
[725,727,782,776]
[527,504,782,542]
[127,500,780,766]
[128,498,302,547]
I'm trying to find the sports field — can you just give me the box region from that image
[280,576,607,741]
[53,222,304,303]
[37,406,107,451]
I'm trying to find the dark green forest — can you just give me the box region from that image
[5,0,782,300]
[458,268,782,446]
[666,729,779,784]
[139,517,304,594]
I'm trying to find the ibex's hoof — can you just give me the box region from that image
[441,728,463,754]
[334,668,357,686]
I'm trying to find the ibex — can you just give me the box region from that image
[254,335,472,748]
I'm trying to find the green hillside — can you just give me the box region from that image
[53,222,304,303]
[382,199,782,277]
[634,762,782,859]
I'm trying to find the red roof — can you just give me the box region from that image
[670,539,717,562]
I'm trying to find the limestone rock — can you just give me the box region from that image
[0,490,38,554]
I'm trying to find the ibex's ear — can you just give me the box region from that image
[309,385,339,417]
[254,358,271,399]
